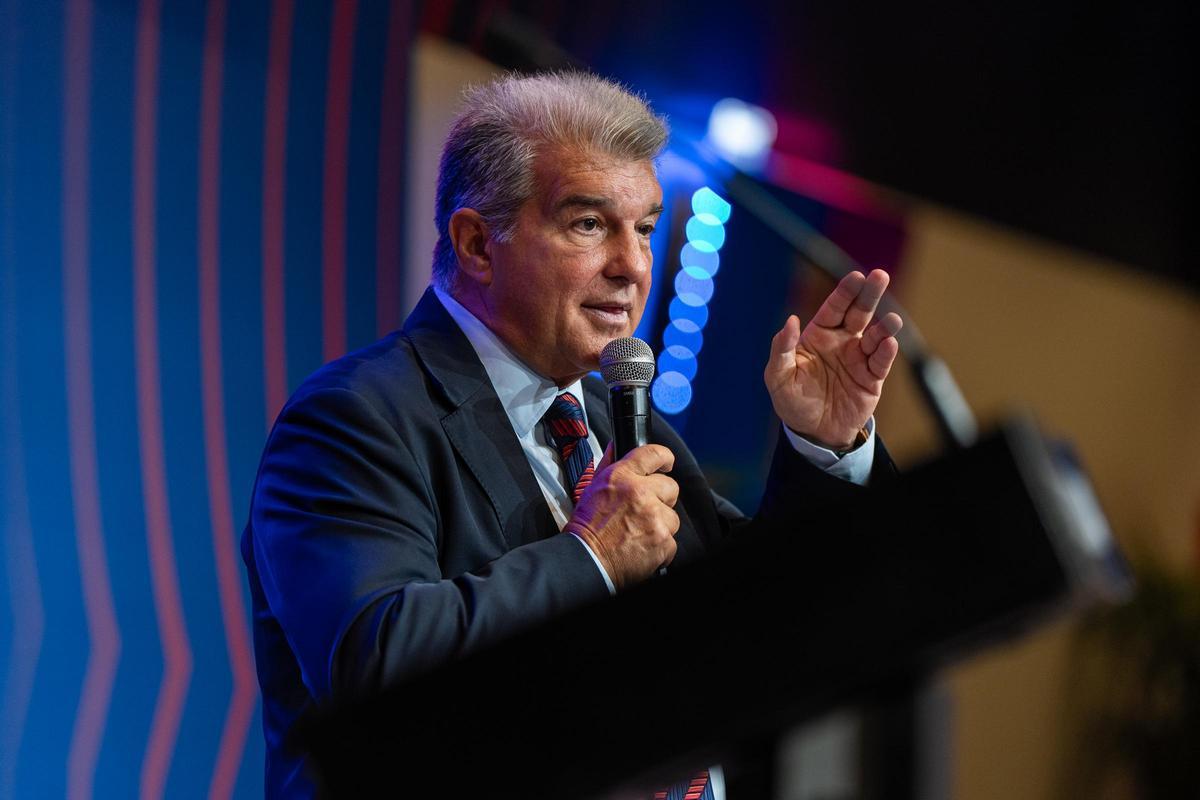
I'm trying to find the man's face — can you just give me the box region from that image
[482,146,663,385]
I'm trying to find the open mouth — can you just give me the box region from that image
[581,304,631,326]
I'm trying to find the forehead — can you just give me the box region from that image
[530,146,662,215]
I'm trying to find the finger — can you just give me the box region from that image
[860,311,903,355]
[810,271,866,328]
[663,507,681,537]
[844,268,890,335]
[594,442,615,474]
[645,473,680,507]
[766,315,801,375]
[659,535,679,567]
[868,335,899,379]
[620,443,675,476]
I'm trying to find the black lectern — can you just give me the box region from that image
[300,415,1129,797]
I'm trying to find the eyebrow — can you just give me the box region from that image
[555,195,665,218]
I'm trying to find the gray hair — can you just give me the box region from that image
[431,71,669,290]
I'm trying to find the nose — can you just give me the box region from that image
[604,226,652,284]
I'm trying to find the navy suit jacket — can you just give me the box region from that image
[242,288,895,796]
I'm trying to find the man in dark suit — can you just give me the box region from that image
[242,72,903,797]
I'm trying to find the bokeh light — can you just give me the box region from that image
[658,345,698,381]
[651,185,730,415]
[651,371,694,415]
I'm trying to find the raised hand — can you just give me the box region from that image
[764,269,903,450]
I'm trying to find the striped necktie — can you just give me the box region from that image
[541,392,594,503]
[544,394,712,800]
[653,769,713,800]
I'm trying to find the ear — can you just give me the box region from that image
[448,208,493,287]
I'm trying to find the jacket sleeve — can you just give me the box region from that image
[655,416,899,548]
[248,386,610,703]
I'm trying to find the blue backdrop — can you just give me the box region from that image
[0,0,415,796]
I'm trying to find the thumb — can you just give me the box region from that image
[767,315,801,375]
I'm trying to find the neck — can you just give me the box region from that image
[446,283,586,389]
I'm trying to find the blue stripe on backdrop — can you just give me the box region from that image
[218,3,271,791]
[0,0,415,795]
[90,3,161,798]
[283,1,330,393]
[13,4,89,797]
[345,0,388,353]
[0,9,42,800]
[156,3,227,795]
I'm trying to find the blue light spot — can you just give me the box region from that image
[652,371,693,414]
[685,215,726,251]
[675,269,714,305]
[692,186,732,223]
[669,296,709,329]
[671,317,701,334]
[664,320,704,354]
[658,345,698,380]
[680,243,720,277]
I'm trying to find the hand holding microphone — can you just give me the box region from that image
[563,337,679,589]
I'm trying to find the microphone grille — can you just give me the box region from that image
[599,337,655,386]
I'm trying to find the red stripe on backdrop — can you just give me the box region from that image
[421,0,453,37]
[196,2,256,798]
[133,1,194,797]
[321,0,357,363]
[262,0,294,429]
[62,2,123,798]
[468,0,499,52]
[0,6,44,795]
[763,151,905,225]
[375,0,409,336]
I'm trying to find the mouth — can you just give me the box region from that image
[581,302,632,327]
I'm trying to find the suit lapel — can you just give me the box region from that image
[581,378,612,452]
[405,289,559,549]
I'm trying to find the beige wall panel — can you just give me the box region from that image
[404,36,502,312]
[877,205,1200,800]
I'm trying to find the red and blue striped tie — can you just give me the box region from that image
[542,392,594,503]
[544,394,711,800]
[653,769,713,800]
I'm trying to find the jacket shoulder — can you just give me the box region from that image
[278,332,437,430]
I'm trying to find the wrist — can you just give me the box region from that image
[791,426,869,455]
[565,521,621,590]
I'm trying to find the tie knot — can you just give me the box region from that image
[543,392,588,445]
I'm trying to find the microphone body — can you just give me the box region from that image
[609,384,649,459]
[598,337,656,459]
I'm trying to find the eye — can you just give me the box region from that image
[573,216,601,233]
[637,222,656,237]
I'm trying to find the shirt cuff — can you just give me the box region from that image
[568,532,617,595]
[782,417,876,486]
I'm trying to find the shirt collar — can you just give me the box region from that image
[434,287,587,438]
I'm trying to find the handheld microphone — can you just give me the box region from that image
[599,337,655,459]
